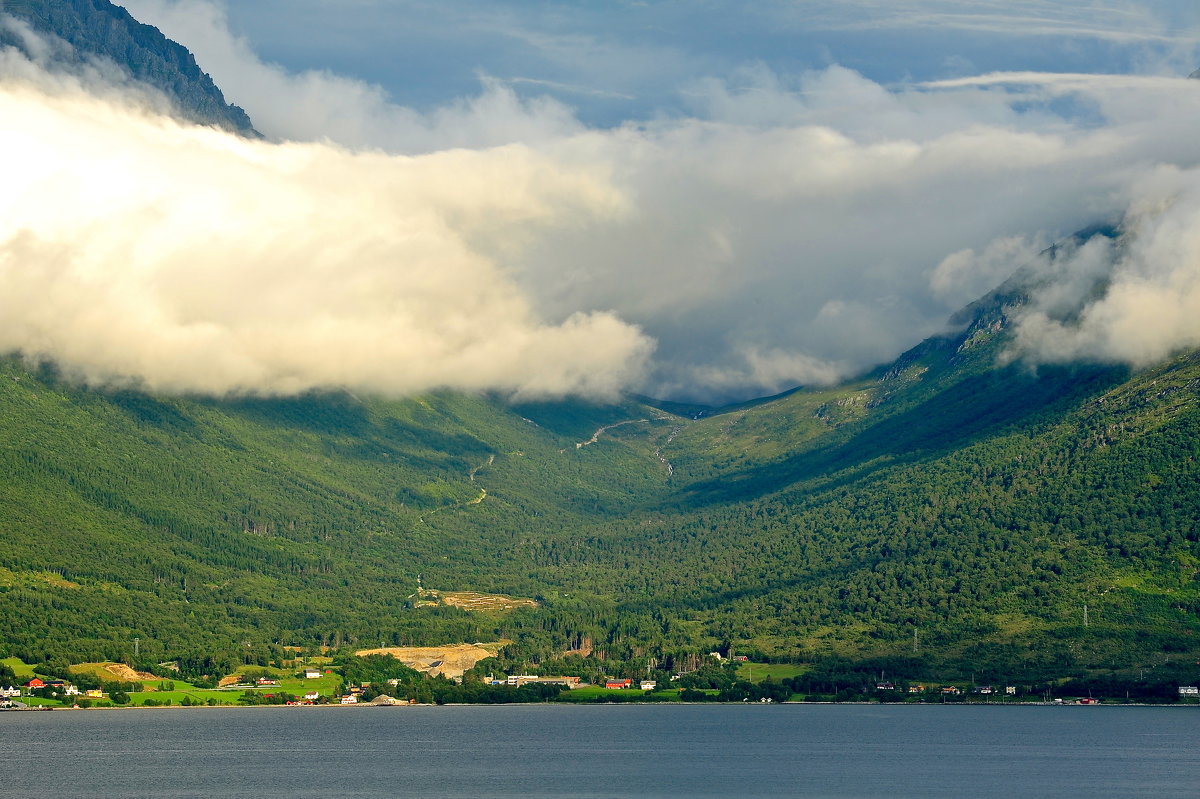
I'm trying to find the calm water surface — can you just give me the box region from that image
[2,704,1198,798]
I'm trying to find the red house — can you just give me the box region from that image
[605,679,633,689]
[24,678,45,690]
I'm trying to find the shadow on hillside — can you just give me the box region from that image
[672,363,1125,509]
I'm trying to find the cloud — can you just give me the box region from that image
[0,63,651,399]
[930,235,1049,305]
[121,0,587,152]
[1009,165,1200,368]
[784,1,1196,44]
[12,3,1200,403]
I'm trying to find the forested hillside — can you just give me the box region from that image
[2,239,1199,689]
[1,2,1198,691]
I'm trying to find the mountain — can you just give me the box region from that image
[0,2,1197,691]
[0,0,256,134]
[2,226,1198,688]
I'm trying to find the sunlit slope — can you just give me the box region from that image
[592,275,1200,672]
[0,356,679,659]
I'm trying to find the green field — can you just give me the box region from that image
[736,663,808,683]
[1,656,34,679]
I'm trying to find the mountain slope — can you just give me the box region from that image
[0,0,256,133]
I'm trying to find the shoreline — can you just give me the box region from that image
[4,699,1195,712]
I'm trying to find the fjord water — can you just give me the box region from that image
[2,704,1197,798]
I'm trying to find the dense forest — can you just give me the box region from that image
[2,247,1199,690]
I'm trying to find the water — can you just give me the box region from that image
[1,704,1198,798]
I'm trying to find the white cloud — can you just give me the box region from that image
[0,67,651,399]
[12,3,1200,402]
[1010,165,1200,368]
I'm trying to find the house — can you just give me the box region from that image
[255,677,279,687]
[908,685,924,693]
[304,691,320,701]
[0,685,20,699]
[605,679,633,689]
[1178,686,1199,696]
[975,685,993,695]
[1079,697,1100,705]
[63,685,80,696]
[339,695,358,704]
[85,689,104,699]
[304,669,321,679]
[24,678,45,691]
[640,681,657,691]
[733,656,749,662]
[941,686,961,695]
[875,682,895,691]
[1005,686,1017,695]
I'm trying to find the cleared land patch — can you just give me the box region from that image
[354,642,505,679]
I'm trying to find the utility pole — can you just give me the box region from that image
[1083,604,1089,628]
[913,628,919,654]
[133,637,139,658]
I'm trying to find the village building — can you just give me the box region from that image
[1178,686,1199,696]
[255,677,280,687]
[0,685,20,699]
[1005,686,1017,695]
[640,681,657,691]
[605,678,633,689]
[304,669,321,679]
[339,694,358,704]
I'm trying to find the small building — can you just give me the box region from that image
[23,678,45,691]
[975,685,993,695]
[875,682,895,691]
[908,685,924,693]
[1178,686,1199,696]
[304,691,320,701]
[0,686,20,699]
[941,686,961,695]
[1005,686,1017,695]
[304,669,321,679]
[85,689,104,699]
[640,681,657,691]
[733,656,749,662]
[63,685,80,696]
[605,679,633,689]
[506,674,539,686]
[339,695,358,704]
[255,677,280,687]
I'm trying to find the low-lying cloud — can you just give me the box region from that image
[0,64,651,398]
[1010,166,1200,368]
[9,4,1200,402]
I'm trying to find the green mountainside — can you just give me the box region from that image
[1,3,1197,692]
[2,244,1199,688]
[0,0,256,134]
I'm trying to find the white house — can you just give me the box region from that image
[0,686,20,699]
[1179,686,1199,696]
[304,669,321,679]
[339,695,358,704]
[304,691,320,701]
[640,681,657,691]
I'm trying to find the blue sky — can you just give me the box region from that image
[218,0,1200,124]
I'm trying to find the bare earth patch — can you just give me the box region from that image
[71,662,156,681]
[354,642,507,679]
[413,589,538,613]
